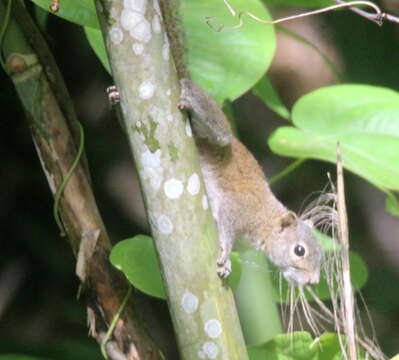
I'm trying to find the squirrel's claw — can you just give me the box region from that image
[216,250,232,278]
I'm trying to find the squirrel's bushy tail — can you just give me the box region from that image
[159,0,189,79]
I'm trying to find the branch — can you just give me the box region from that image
[94,0,249,358]
[331,0,399,26]
[336,144,357,360]
[1,1,162,359]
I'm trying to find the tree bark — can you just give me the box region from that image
[94,0,249,358]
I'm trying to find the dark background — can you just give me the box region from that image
[1,2,399,359]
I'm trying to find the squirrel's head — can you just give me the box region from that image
[268,211,322,286]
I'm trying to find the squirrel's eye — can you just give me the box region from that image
[294,244,306,257]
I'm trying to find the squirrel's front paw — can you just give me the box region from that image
[216,251,231,278]
[217,259,231,278]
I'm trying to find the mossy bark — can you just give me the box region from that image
[1,1,162,358]
[94,0,248,359]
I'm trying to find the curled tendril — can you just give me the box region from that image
[53,121,85,237]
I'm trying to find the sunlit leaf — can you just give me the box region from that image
[269,85,399,192]
[182,0,276,103]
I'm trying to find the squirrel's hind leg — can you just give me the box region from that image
[178,78,233,147]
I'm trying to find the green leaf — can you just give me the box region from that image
[110,235,166,299]
[78,0,275,102]
[253,76,290,120]
[34,5,50,30]
[248,332,367,360]
[385,191,399,217]
[29,0,99,28]
[228,252,242,290]
[182,0,275,103]
[248,332,318,360]
[263,0,334,7]
[84,27,110,73]
[269,84,399,192]
[110,235,241,299]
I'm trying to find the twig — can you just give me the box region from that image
[336,143,357,360]
[207,0,382,31]
[269,159,305,185]
[207,0,399,31]
[331,0,399,25]
[101,286,133,360]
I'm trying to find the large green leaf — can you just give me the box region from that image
[110,235,242,299]
[182,0,275,103]
[29,0,99,28]
[32,0,275,103]
[269,84,399,192]
[263,0,334,7]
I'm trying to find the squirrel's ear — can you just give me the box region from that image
[279,211,297,232]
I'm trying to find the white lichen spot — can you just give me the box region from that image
[166,89,171,96]
[202,195,208,210]
[181,292,199,314]
[120,7,151,43]
[204,319,222,339]
[157,214,173,234]
[130,18,152,43]
[136,120,142,128]
[199,342,219,359]
[167,114,173,122]
[187,173,200,195]
[140,149,163,189]
[164,178,183,199]
[185,121,192,137]
[132,42,144,55]
[139,80,155,100]
[124,0,147,13]
[109,26,123,44]
[152,15,161,34]
[121,9,142,31]
[162,42,170,61]
[141,149,161,168]
[153,0,162,17]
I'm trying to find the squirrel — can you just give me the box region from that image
[162,0,323,285]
